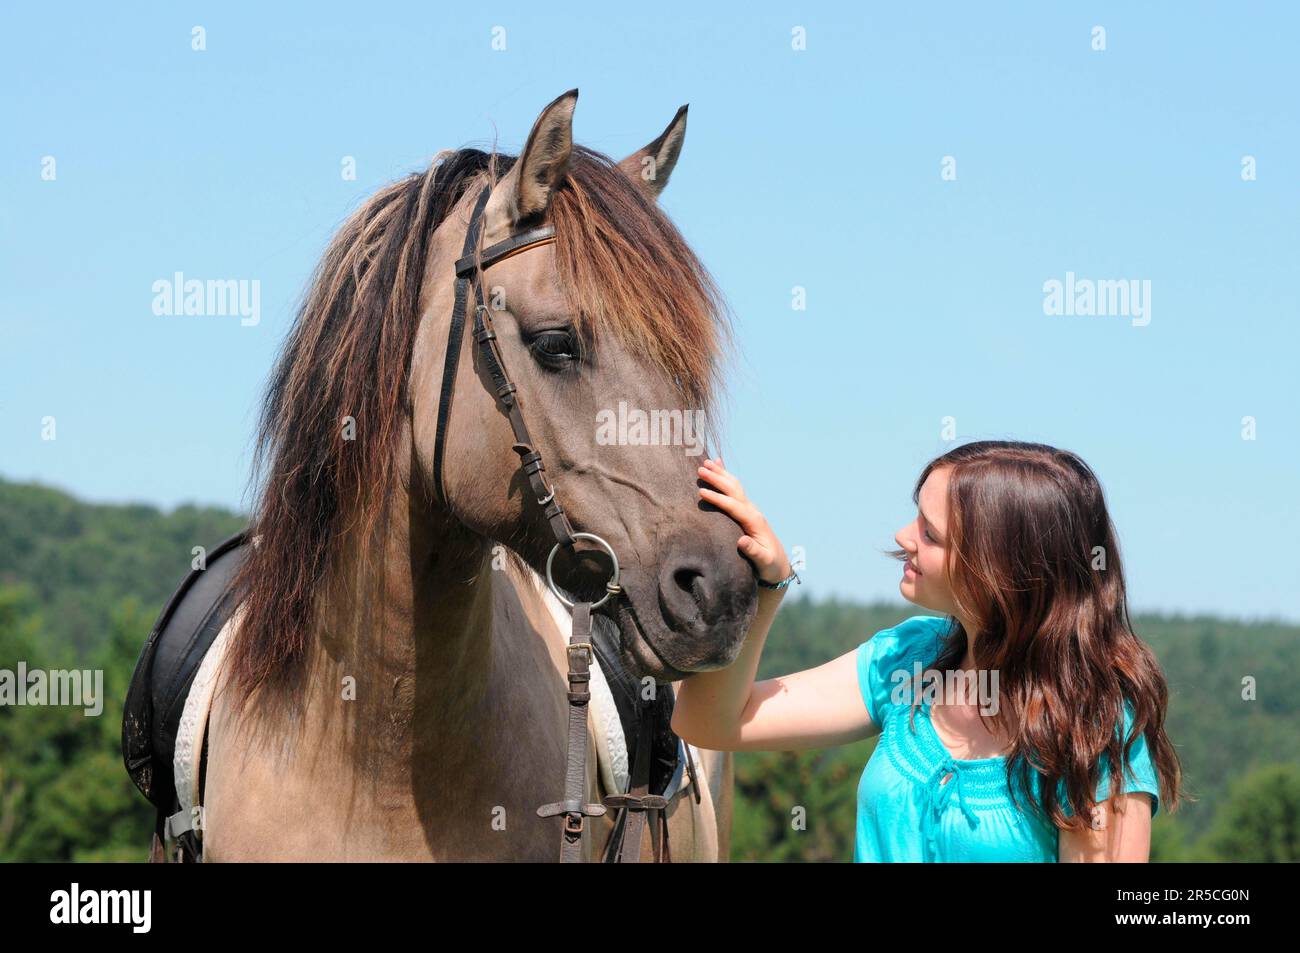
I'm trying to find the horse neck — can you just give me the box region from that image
[299,495,508,784]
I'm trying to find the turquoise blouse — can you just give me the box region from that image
[854,615,1161,862]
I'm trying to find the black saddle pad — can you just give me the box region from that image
[122,531,249,813]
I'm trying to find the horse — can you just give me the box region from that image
[196,89,759,860]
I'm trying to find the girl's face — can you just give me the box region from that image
[896,467,959,615]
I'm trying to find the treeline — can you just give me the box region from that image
[0,478,244,861]
[0,477,1295,861]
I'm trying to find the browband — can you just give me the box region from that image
[454,225,557,278]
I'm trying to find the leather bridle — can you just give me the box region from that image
[432,183,673,862]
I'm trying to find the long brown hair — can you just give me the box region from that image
[227,145,730,708]
[892,440,1183,831]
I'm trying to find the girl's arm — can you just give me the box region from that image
[1058,794,1154,862]
[670,460,879,752]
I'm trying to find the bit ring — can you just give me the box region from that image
[546,532,620,610]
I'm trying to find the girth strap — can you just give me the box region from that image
[602,696,672,862]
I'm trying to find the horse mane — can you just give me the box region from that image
[226,143,730,706]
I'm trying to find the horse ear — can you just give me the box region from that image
[486,89,577,230]
[617,104,688,199]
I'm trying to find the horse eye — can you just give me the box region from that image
[531,330,578,362]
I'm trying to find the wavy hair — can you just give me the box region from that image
[890,440,1184,831]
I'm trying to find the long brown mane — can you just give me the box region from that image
[226,144,731,706]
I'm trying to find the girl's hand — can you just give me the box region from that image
[696,458,792,587]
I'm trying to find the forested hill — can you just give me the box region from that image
[0,477,1295,861]
[0,478,244,655]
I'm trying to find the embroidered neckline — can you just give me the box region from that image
[920,701,1008,766]
[881,702,1037,811]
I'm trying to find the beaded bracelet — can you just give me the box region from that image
[757,569,801,591]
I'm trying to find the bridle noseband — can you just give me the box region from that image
[432,184,671,862]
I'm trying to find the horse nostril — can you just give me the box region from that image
[673,567,704,600]
[660,556,722,631]
[651,532,758,667]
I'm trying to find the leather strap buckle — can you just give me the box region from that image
[536,799,607,822]
[602,794,669,812]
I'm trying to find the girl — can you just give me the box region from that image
[672,440,1182,862]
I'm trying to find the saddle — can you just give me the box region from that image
[121,532,686,861]
[121,531,247,858]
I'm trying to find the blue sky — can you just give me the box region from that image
[2,3,1297,622]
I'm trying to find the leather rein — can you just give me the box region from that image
[432,184,673,863]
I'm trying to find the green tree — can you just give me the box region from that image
[1199,763,1300,862]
